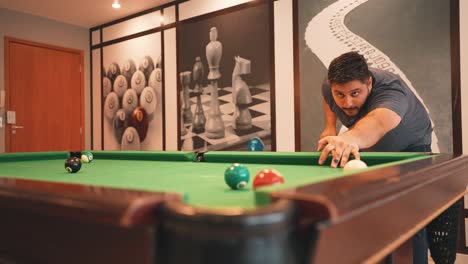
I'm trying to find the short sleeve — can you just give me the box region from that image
[367,82,408,118]
[321,78,334,108]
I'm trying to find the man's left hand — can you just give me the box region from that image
[317,136,360,168]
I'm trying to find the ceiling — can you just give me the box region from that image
[0,0,174,28]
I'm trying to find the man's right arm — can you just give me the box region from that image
[320,98,337,139]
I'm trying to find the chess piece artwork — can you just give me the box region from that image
[180,71,193,124]
[192,57,206,133]
[206,27,222,81]
[204,27,225,139]
[232,56,252,130]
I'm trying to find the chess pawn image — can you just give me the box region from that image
[180,71,193,125]
[205,27,225,139]
[206,27,222,81]
[192,57,206,133]
[232,56,252,130]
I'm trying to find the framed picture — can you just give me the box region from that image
[177,1,275,151]
[296,0,454,153]
[102,32,164,150]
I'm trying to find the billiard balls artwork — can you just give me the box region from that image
[65,157,81,173]
[248,137,264,151]
[130,106,149,141]
[224,163,250,190]
[81,152,93,163]
[253,169,284,190]
[343,159,368,170]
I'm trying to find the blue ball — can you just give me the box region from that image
[248,137,264,151]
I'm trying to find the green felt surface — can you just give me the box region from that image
[0,151,430,209]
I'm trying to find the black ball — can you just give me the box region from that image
[65,157,81,173]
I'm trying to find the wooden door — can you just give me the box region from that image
[5,37,84,152]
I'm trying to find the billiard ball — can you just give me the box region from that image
[247,137,264,151]
[113,75,128,98]
[140,87,157,120]
[139,56,155,84]
[113,109,127,143]
[65,157,81,173]
[81,151,93,163]
[253,169,284,190]
[130,106,149,141]
[131,70,147,95]
[121,59,136,85]
[343,159,368,170]
[104,92,119,121]
[224,163,250,190]
[122,89,138,116]
[121,127,141,150]
[106,62,121,86]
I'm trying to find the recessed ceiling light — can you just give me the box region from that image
[112,0,121,9]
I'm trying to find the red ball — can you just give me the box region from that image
[253,169,284,190]
[130,106,149,141]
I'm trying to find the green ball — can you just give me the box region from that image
[224,163,250,190]
[81,151,94,163]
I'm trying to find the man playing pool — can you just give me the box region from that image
[317,51,432,167]
[317,51,457,263]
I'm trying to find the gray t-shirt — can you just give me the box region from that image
[322,68,432,151]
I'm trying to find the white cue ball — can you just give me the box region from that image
[343,159,368,170]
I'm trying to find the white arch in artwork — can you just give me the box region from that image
[305,0,440,152]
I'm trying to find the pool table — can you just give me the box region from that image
[0,151,466,264]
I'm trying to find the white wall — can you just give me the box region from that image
[0,8,90,152]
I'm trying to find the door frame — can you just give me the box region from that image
[4,36,85,152]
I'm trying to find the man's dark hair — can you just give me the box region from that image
[327,52,370,85]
